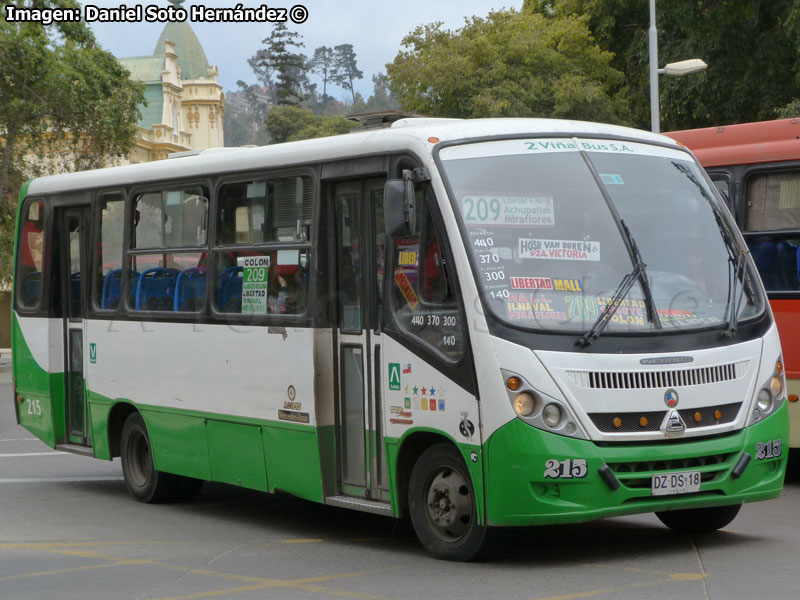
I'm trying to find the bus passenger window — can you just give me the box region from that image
[217,176,313,245]
[390,190,464,361]
[95,195,124,310]
[17,199,45,309]
[211,249,310,316]
[744,171,800,291]
[133,187,208,249]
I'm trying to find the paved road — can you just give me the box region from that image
[1,369,799,599]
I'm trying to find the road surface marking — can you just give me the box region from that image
[0,452,68,457]
[0,476,123,483]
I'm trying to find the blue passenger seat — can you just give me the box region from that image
[135,268,179,311]
[174,267,207,311]
[218,266,243,312]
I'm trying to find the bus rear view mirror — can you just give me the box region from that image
[384,178,416,237]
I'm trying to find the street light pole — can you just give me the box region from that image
[648,0,708,133]
[649,0,660,133]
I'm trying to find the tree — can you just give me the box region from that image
[224,83,271,146]
[265,106,359,144]
[386,9,630,123]
[248,23,308,106]
[1,1,144,282]
[309,46,336,101]
[527,0,800,129]
[363,73,401,112]
[332,44,363,104]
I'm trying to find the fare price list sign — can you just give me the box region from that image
[238,256,270,314]
[469,228,509,300]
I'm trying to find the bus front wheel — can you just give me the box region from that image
[655,503,742,534]
[120,412,202,503]
[408,444,488,561]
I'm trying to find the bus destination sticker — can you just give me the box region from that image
[238,255,270,314]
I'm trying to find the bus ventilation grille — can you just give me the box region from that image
[589,402,741,432]
[607,452,735,489]
[569,361,747,390]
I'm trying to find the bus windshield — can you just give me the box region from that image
[440,138,765,334]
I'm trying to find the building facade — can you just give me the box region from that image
[118,19,225,163]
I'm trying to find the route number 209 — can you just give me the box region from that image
[544,458,587,479]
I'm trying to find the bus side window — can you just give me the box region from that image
[213,176,312,317]
[129,186,210,312]
[390,189,464,361]
[744,171,800,291]
[95,194,125,310]
[16,199,45,310]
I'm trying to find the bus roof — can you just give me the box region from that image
[27,118,676,196]
[665,118,800,168]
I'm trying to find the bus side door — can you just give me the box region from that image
[333,178,390,502]
[57,204,92,448]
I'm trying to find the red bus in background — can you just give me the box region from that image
[666,119,800,449]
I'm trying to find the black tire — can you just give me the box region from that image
[408,444,489,561]
[120,412,202,503]
[656,503,742,534]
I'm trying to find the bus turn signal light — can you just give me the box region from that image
[789,394,799,403]
[694,412,703,423]
[613,417,622,428]
[776,361,783,375]
[427,137,440,144]
[506,376,522,391]
[715,409,723,420]
[639,416,648,427]
[16,395,23,404]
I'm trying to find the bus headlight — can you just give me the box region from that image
[542,404,562,428]
[513,393,536,417]
[756,389,772,412]
[501,370,587,440]
[747,357,786,426]
[770,375,783,399]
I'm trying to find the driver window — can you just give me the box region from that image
[390,188,464,361]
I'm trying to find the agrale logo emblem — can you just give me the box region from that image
[664,388,679,408]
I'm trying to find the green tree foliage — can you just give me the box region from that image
[248,23,308,106]
[332,44,364,104]
[386,9,630,123]
[528,0,800,129]
[265,106,359,144]
[0,0,144,282]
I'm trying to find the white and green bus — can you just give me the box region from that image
[12,118,789,560]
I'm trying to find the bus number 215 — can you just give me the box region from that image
[26,398,42,417]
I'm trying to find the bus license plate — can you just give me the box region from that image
[651,471,701,496]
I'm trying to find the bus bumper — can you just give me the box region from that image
[484,402,788,527]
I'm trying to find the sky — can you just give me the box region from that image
[85,0,524,101]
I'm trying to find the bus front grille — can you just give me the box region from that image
[568,361,748,390]
[607,452,736,489]
[588,402,741,433]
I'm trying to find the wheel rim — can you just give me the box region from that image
[126,430,152,488]
[424,466,473,542]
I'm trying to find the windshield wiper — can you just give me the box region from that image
[578,261,646,346]
[578,219,660,346]
[673,160,751,335]
[710,206,748,336]
[725,244,748,337]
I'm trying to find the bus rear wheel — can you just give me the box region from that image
[120,412,202,503]
[655,503,742,534]
[408,444,488,561]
